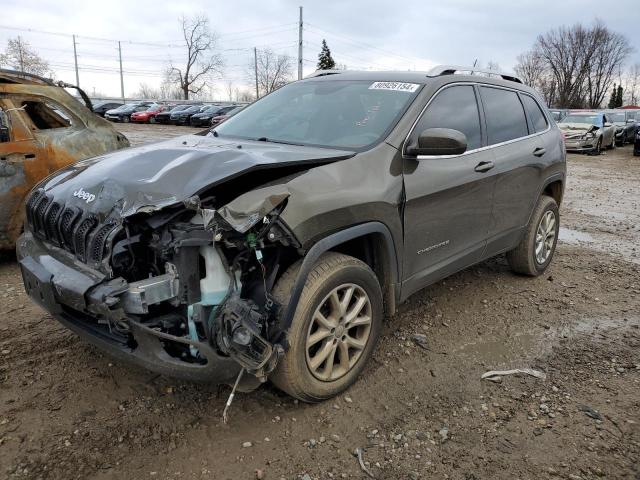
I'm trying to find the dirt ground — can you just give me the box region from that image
[1,124,638,480]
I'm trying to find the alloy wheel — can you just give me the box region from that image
[305,283,372,381]
[535,210,556,264]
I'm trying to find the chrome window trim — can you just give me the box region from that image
[403,81,552,161]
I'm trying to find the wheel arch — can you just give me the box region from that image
[280,222,400,334]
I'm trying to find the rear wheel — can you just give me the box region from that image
[507,195,559,276]
[149,116,156,124]
[270,252,383,402]
[122,115,130,123]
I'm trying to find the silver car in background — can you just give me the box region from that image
[558,112,616,154]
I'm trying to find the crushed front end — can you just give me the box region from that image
[17,186,298,387]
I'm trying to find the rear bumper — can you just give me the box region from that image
[17,231,241,384]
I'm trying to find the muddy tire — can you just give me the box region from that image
[507,195,559,276]
[270,252,383,402]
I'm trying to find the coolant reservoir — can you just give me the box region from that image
[199,245,231,305]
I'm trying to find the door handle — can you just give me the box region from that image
[474,161,494,173]
[533,147,546,157]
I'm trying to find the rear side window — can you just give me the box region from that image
[22,101,72,130]
[521,95,548,133]
[413,85,482,150]
[480,87,528,145]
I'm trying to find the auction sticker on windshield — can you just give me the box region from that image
[369,82,420,92]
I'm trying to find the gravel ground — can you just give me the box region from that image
[0,124,638,480]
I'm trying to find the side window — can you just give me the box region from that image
[22,100,72,130]
[480,87,528,145]
[413,85,482,151]
[521,95,548,133]
[0,109,9,143]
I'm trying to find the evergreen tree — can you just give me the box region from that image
[317,39,336,70]
[608,83,617,109]
[616,84,624,107]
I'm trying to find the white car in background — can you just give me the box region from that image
[558,112,616,154]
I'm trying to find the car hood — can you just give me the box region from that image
[558,123,597,132]
[37,134,355,218]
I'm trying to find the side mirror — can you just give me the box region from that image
[407,128,468,156]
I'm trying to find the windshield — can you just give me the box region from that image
[169,105,189,112]
[559,114,600,126]
[213,80,421,149]
[608,112,626,122]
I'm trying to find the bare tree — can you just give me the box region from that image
[527,21,632,108]
[134,82,161,99]
[584,21,632,108]
[250,48,294,98]
[226,81,235,101]
[167,15,224,100]
[515,50,557,105]
[0,36,51,77]
[622,63,640,105]
[535,23,598,108]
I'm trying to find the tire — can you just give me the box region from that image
[507,195,559,276]
[122,116,130,123]
[149,117,156,124]
[591,137,602,155]
[270,252,383,402]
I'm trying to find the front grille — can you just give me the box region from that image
[26,189,119,265]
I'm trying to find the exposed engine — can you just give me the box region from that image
[87,194,297,382]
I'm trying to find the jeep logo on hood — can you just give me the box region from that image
[73,187,96,204]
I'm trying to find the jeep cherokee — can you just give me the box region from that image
[17,66,566,402]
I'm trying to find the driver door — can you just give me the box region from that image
[401,84,497,297]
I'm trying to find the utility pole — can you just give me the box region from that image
[297,6,303,80]
[72,35,80,87]
[254,47,259,100]
[118,41,125,103]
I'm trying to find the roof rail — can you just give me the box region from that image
[305,69,344,78]
[426,65,523,84]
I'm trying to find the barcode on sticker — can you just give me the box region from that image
[369,82,420,92]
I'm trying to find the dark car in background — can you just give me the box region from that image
[606,110,637,145]
[154,105,191,124]
[92,101,123,117]
[210,105,245,127]
[131,104,166,124]
[190,105,236,127]
[170,105,205,125]
[105,102,153,123]
[17,66,565,401]
[635,128,640,156]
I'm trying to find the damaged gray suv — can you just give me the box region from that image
[18,66,565,402]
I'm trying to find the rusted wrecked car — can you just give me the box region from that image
[0,69,129,248]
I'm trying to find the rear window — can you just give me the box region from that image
[480,87,528,145]
[521,95,548,133]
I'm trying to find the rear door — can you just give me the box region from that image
[402,84,497,297]
[480,86,549,255]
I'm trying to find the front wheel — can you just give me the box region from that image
[270,252,383,402]
[122,116,130,123]
[507,195,559,276]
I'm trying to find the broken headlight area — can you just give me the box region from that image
[89,194,297,383]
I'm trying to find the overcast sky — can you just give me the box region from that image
[1,0,639,99]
